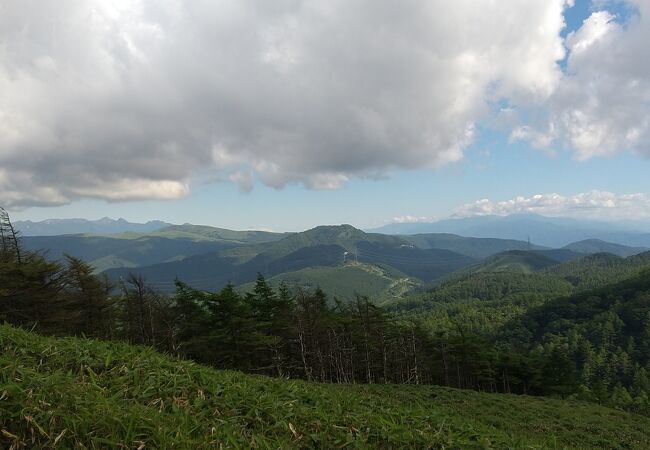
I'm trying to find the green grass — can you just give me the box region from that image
[2,325,650,449]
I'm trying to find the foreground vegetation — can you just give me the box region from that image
[2,324,650,449]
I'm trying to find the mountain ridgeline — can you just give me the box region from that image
[15,217,172,236]
[22,224,285,273]
[101,225,544,293]
[17,219,650,302]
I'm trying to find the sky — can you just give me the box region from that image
[2,0,650,231]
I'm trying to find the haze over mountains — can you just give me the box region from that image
[370,213,650,248]
[15,217,172,236]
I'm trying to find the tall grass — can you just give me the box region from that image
[2,324,649,449]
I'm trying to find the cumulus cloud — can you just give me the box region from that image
[389,215,432,224]
[0,0,572,207]
[513,0,650,159]
[454,191,650,220]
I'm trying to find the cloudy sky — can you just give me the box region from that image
[2,0,650,230]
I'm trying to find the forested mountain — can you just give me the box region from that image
[384,272,576,312]
[496,270,650,405]
[15,217,172,236]
[388,250,650,313]
[439,249,583,283]
[238,263,420,303]
[546,251,650,290]
[385,269,650,412]
[457,250,566,274]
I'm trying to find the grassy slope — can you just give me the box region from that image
[2,326,650,449]
[238,263,421,303]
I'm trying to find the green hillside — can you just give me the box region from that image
[457,250,561,275]
[385,272,575,312]
[563,239,648,257]
[2,325,649,449]
[490,269,650,408]
[545,251,650,290]
[409,250,650,308]
[239,262,420,302]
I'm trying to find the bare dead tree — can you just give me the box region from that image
[0,207,22,264]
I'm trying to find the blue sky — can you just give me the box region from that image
[5,0,650,231]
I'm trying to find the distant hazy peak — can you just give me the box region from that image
[14,218,173,236]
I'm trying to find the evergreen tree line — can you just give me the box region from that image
[1,208,649,415]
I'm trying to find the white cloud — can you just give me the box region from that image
[0,0,571,207]
[566,10,616,54]
[514,1,650,159]
[454,191,650,220]
[390,215,433,224]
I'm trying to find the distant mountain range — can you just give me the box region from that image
[16,215,650,301]
[102,224,477,293]
[15,217,172,236]
[369,213,650,248]
[26,223,543,296]
[22,224,285,272]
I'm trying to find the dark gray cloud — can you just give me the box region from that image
[6,0,640,208]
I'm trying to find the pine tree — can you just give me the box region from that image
[60,255,114,338]
[0,207,62,332]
